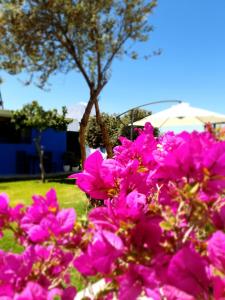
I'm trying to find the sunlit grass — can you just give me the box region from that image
[0,179,89,290]
[0,179,88,217]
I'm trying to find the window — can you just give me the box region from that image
[0,117,32,144]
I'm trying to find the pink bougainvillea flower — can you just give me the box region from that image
[167,246,210,299]
[89,206,118,232]
[212,276,225,300]
[70,151,122,199]
[211,199,225,229]
[207,230,225,273]
[61,286,77,300]
[32,188,59,215]
[202,142,225,194]
[114,123,157,168]
[36,188,59,212]
[131,216,162,252]
[110,191,147,222]
[162,285,195,300]
[119,160,149,196]
[20,188,76,242]
[0,249,33,293]
[23,210,76,243]
[26,223,50,243]
[47,286,76,300]
[150,131,202,182]
[10,203,25,222]
[0,193,11,235]
[117,264,159,300]
[21,189,59,230]
[0,283,14,298]
[74,230,124,276]
[0,193,10,214]
[55,208,76,235]
[33,245,53,261]
[14,282,48,300]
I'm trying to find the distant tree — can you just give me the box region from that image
[86,113,121,149]
[12,101,71,183]
[120,108,152,139]
[86,108,153,148]
[0,0,158,164]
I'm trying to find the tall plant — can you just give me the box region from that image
[0,0,158,163]
[12,101,71,182]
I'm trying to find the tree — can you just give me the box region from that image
[0,0,158,164]
[12,101,71,182]
[86,113,121,149]
[86,108,154,148]
[119,108,152,139]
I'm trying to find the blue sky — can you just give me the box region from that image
[1,0,225,115]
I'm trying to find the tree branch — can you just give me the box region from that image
[53,17,93,89]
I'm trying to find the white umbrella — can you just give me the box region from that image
[133,102,225,128]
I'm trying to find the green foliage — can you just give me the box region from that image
[86,108,152,148]
[11,101,71,132]
[86,113,121,148]
[0,0,157,89]
[0,0,158,161]
[120,108,151,138]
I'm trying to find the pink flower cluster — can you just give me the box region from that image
[0,190,78,299]
[72,123,225,299]
[1,123,225,299]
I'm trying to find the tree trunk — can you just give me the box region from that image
[34,132,46,183]
[79,92,98,166]
[94,100,113,158]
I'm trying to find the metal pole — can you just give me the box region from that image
[130,109,134,140]
[0,88,3,110]
[116,99,182,119]
[116,99,183,140]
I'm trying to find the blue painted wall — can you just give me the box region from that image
[0,128,67,176]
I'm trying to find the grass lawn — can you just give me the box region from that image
[0,179,88,217]
[0,179,89,290]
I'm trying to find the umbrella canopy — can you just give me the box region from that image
[133,102,225,128]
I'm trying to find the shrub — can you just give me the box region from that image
[1,123,225,299]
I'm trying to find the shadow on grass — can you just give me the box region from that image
[0,185,9,190]
[48,178,76,185]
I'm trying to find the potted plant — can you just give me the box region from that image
[71,156,81,171]
[62,152,72,172]
[62,152,81,172]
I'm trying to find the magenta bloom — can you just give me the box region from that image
[167,246,210,299]
[89,206,118,232]
[131,216,162,252]
[208,230,225,273]
[74,230,124,276]
[0,193,11,235]
[31,188,59,216]
[162,285,195,300]
[21,189,59,230]
[118,264,159,300]
[114,123,157,168]
[0,193,10,214]
[202,142,225,193]
[113,191,147,221]
[211,199,225,229]
[0,249,33,294]
[70,151,121,199]
[211,276,225,300]
[14,282,48,300]
[21,189,76,242]
[55,208,76,234]
[47,286,76,300]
